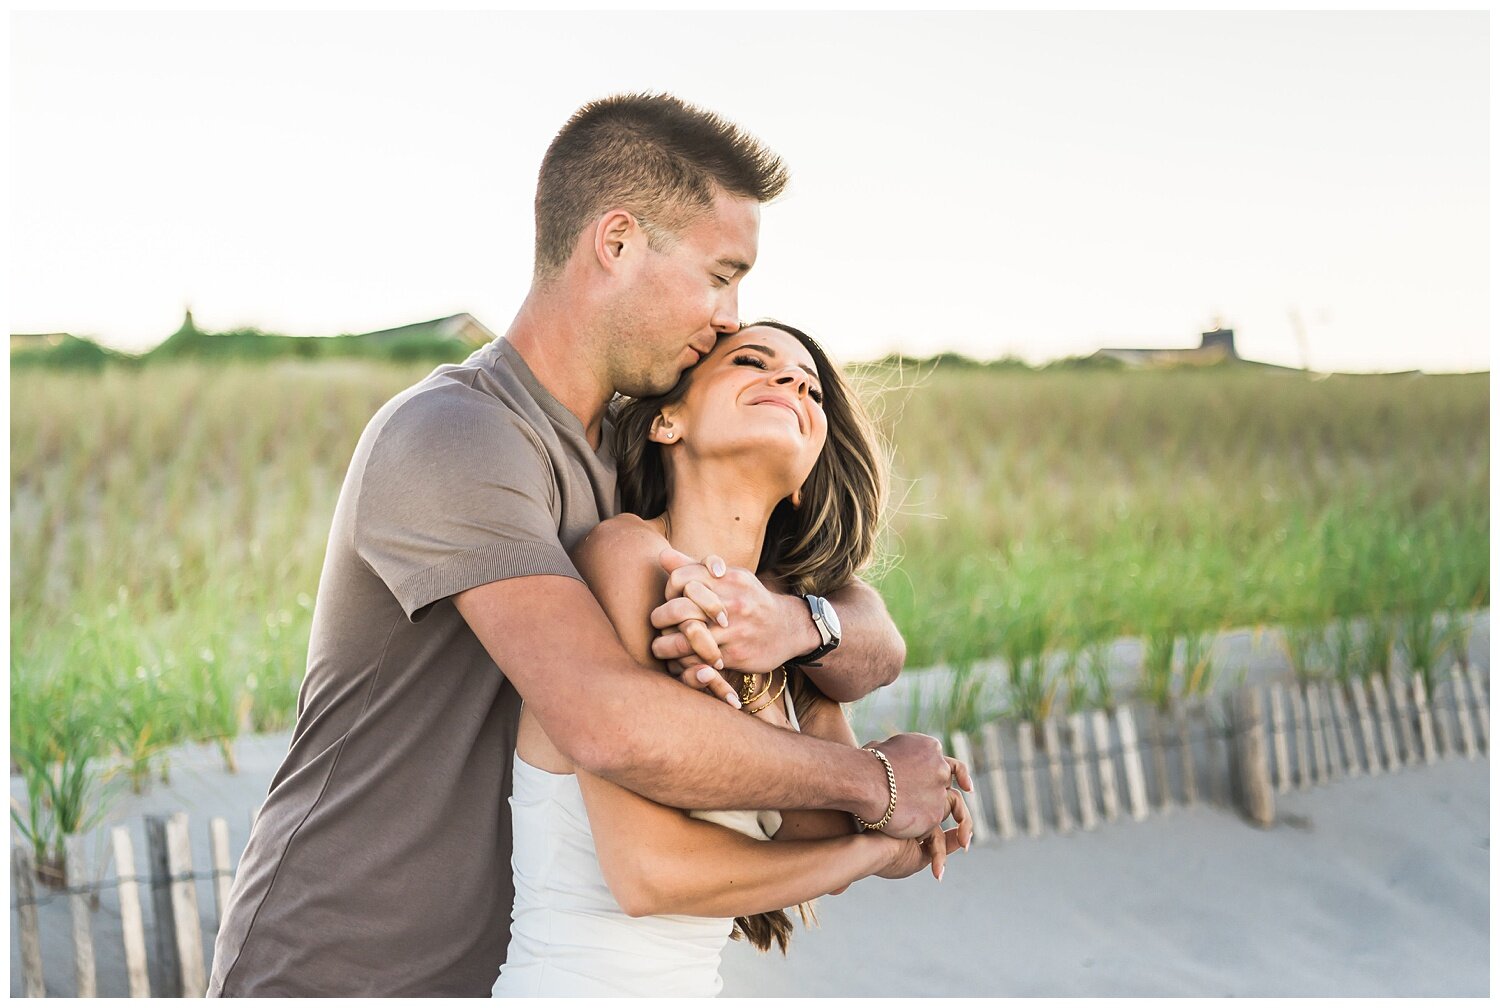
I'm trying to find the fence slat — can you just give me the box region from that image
[979,722,1016,840]
[1464,666,1488,752]
[1389,673,1417,767]
[1148,707,1173,812]
[1232,686,1275,827]
[1269,682,1291,793]
[13,842,47,997]
[1450,667,1478,760]
[1326,681,1350,786]
[1115,707,1149,822]
[1368,674,1401,772]
[1432,675,1456,757]
[210,817,235,925]
[65,835,97,997]
[1017,721,1042,837]
[1212,694,1234,806]
[1068,712,1097,830]
[1176,701,1198,806]
[1329,684,1359,778]
[1288,684,1312,788]
[166,812,207,996]
[1090,710,1120,822]
[947,732,989,845]
[1304,684,1330,784]
[1350,679,1382,775]
[1041,718,1072,835]
[111,827,152,997]
[1410,674,1438,764]
[146,816,182,997]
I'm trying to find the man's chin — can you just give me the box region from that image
[615,369,684,399]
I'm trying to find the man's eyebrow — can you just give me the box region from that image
[732,343,819,380]
[716,257,752,273]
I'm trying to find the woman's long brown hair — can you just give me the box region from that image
[611,319,889,953]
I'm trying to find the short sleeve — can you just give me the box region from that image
[353,385,581,621]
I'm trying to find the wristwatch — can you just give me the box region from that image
[792,594,841,667]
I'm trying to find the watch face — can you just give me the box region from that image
[819,596,841,639]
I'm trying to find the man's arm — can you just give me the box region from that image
[648,552,905,703]
[453,573,958,836]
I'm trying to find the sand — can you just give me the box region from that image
[719,758,1489,997]
[9,615,1491,997]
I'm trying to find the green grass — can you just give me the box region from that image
[10,357,1489,861]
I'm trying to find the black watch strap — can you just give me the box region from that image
[790,594,840,668]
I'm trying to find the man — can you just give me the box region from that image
[208,93,962,997]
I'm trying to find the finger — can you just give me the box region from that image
[652,632,692,662]
[948,788,974,850]
[683,580,729,628]
[678,619,724,671]
[928,825,947,881]
[681,664,740,708]
[947,756,974,793]
[941,826,965,854]
[658,546,698,576]
[649,596,711,631]
[703,554,727,578]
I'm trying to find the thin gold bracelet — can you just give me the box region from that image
[853,747,898,832]
[744,665,788,715]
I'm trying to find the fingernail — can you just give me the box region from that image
[716,612,730,628]
[696,667,716,684]
[727,694,742,709]
[714,659,724,670]
[711,559,726,577]
[938,866,945,881]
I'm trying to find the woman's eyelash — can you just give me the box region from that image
[734,354,825,403]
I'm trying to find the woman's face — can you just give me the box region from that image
[654,325,829,495]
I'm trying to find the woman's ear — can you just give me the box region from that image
[649,412,681,445]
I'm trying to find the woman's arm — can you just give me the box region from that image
[561,516,964,916]
[774,689,861,843]
[577,767,935,918]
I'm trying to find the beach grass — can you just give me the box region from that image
[9,356,1489,860]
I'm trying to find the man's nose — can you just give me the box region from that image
[711,292,739,334]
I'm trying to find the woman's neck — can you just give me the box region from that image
[656,463,786,574]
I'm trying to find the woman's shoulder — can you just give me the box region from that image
[570,516,672,588]
[571,513,667,566]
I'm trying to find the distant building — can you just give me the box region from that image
[356,313,497,348]
[10,332,69,353]
[1090,327,1238,369]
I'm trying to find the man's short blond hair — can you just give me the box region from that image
[533,93,788,280]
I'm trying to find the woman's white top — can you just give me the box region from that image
[492,699,798,997]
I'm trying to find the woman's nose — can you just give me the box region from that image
[772,369,809,396]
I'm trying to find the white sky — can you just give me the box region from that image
[9,10,1490,372]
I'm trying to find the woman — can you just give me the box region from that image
[492,321,970,996]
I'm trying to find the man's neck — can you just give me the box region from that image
[504,290,613,449]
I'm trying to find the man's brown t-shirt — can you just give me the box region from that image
[208,339,617,996]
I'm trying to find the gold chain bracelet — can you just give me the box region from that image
[853,747,898,832]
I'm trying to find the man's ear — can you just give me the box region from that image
[648,411,681,445]
[594,210,639,272]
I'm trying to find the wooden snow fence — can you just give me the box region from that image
[945,668,1488,846]
[10,812,237,998]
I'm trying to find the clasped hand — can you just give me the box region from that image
[648,547,812,707]
[650,549,975,868]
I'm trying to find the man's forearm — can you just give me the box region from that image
[799,579,906,703]
[577,666,889,821]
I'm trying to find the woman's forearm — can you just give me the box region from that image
[618,822,894,919]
